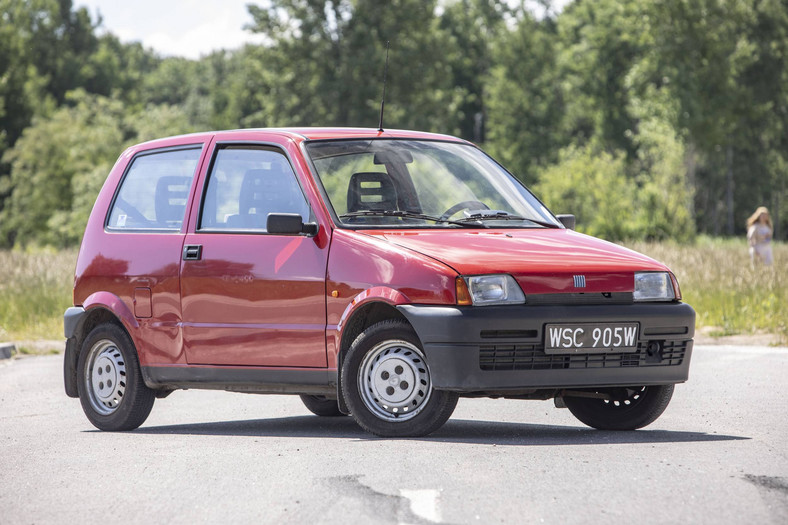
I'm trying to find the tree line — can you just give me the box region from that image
[1,0,786,248]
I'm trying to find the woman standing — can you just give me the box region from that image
[747,206,773,266]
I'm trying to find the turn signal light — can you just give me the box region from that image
[456,277,472,305]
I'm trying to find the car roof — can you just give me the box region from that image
[131,127,471,151]
[247,127,468,143]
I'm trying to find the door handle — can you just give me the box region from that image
[183,244,203,261]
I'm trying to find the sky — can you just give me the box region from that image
[74,0,266,59]
[74,1,569,60]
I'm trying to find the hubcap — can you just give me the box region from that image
[85,339,127,415]
[358,340,431,422]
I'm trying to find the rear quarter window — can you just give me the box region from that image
[107,147,202,231]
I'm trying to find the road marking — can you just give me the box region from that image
[400,489,441,523]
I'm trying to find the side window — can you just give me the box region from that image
[107,147,202,231]
[199,146,310,231]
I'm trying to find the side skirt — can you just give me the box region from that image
[141,366,337,396]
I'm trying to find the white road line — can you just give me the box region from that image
[400,488,441,523]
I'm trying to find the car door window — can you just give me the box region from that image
[199,146,310,231]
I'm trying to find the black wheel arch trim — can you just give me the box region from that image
[64,306,86,339]
[63,307,86,398]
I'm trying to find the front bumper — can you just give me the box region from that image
[397,302,695,393]
[63,307,86,398]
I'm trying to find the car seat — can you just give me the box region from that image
[346,171,398,221]
[154,176,191,228]
[236,165,302,229]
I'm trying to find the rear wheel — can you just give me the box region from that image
[341,320,458,437]
[76,323,155,431]
[563,384,674,430]
[299,395,345,417]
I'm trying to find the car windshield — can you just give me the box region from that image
[305,139,561,229]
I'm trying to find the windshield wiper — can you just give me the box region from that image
[455,211,561,228]
[339,210,487,228]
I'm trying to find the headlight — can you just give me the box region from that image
[458,274,525,306]
[634,272,676,302]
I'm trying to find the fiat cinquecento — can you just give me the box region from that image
[64,128,695,437]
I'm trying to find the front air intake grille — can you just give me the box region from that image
[479,340,688,371]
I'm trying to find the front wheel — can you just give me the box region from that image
[76,323,155,431]
[563,385,674,430]
[341,320,458,437]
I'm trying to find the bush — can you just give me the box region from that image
[534,145,638,241]
[534,138,695,242]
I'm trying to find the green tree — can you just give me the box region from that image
[0,0,163,226]
[84,34,160,104]
[625,0,788,237]
[556,0,642,156]
[246,0,464,132]
[485,8,564,183]
[0,0,99,146]
[631,117,695,241]
[439,0,509,142]
[0,91,194,247]
[534,145,637,241]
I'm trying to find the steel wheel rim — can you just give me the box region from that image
[358,340,432,422]
[84,339,127,415]
[603,386,647,409]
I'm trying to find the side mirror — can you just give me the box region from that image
[373,150,413,164]
[556,214,575,230]
[266,213,319,236]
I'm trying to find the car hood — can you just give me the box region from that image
[363,229,669,294]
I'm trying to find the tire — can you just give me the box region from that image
[563,384,674,430]
[341,320,458,437]
[299,395,345,417]
[76,323,155,431]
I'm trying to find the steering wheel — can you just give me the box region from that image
[439,200,489,222]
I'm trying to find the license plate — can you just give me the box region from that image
[544,323,639,354]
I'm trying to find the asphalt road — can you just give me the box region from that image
[1,345,787,525]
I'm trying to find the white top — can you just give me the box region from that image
[747,224,773,265]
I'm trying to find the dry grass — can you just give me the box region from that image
[0,250,77,342]
[626,238,787,343]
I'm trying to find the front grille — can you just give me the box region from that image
[479,340,688,371]
[524,292,633,305]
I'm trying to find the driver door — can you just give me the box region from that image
[180,145,328,367]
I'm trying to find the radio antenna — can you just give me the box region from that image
[378,41,390,132]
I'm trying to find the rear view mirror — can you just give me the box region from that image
[267,213,319,236]
[556,214,575,230]
[373,150,413,165]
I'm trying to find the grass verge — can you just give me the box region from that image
[0,250,76,343]
[627,237,787,343]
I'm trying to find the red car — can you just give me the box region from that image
[63,128,695,437]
